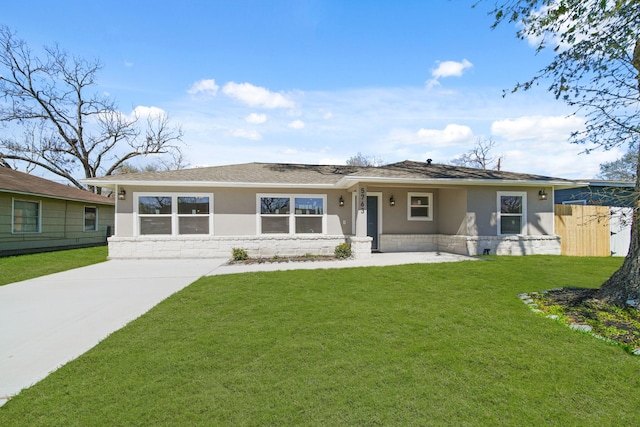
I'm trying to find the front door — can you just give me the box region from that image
[367,195,379,250]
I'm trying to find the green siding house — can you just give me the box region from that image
[0,167,114,256]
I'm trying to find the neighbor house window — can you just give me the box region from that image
[497,192,527,235]
[258,194,326,234]
[136,193,213,236]
[84,206,98,231]
[407,192,433,221]
[12,199,41,233]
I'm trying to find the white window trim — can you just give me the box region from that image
[84,206,99,232]
[407,192,433,221]
[497,191,527,236]
[257,193,327,235]
[133,192,214,236]
[12,198,42,234]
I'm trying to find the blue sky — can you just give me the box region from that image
[2,0,619,179]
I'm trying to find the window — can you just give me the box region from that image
[408,192,433,221]
[136,194,213,236]
[84,206,98,231]
[138,196,173,235]
[497,192,527,235]
[258,194,326,234]
[12,199,41,233]
[178,196,210,235]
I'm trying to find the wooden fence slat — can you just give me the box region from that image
[554,204,610,256]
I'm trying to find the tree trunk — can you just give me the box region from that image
[596,142,640,307]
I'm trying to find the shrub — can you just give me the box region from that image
[334,243,352,259]
[232,248,249,261]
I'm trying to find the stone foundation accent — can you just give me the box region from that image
[348,236,373,259]
[108,233,561,259]
[380,234,561,256]
[107,235,347,259]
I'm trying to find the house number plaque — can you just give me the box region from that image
[359,187,366,212]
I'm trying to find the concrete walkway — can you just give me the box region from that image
[0,252,473,406]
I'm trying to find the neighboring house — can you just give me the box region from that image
[0,167,115,257]
[556,180,636,257]
[555,180,635,207]
[83,160,583,260]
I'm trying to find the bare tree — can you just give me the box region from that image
[598,150,637,181]
[0,26,184,192]
[450,138,502,170]
[346,152,385,167]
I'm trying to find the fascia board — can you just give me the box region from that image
[81,179,338,189]
[337,176,588,188]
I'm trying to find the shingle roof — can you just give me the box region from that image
[0,167,115,205]
[86,163,360,185]
[83,160,577,188]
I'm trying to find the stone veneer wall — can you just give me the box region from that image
[107,235,348,259]
[108,233,561,259]
[380,234,561,256]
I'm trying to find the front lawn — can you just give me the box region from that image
[0,246,108,286]
[1,256,638,425]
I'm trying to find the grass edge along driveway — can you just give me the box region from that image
[1,256,639,426]
[0,246,107,286]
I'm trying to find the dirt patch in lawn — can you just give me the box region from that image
[530,288,640,351]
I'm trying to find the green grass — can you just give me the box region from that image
[2,256,639,425]
[0,246,108,286]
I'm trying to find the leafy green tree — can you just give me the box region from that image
[0,26,184,192]
[489,1,640,306]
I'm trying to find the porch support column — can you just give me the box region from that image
[350,184,372,259]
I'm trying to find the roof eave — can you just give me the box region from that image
[0,188,115,205]
[338,176,587,188]
[82,179,339,189]
[84,176,587,189]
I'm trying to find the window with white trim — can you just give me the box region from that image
[258,194,326,234]
[497,191,527,235]
[407,192,433,221]
[84,206,98,231]
[136,193,213,236]
[12,199,41,233]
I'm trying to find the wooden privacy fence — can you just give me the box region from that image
[554,204,611,256]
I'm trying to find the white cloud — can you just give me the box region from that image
[222,82,295,109]
[418,124,474,145]
[288,119,305,129]
[188,79,219,97]
[427,59,473,88]
[389,124,475,149]
[230,129,262,141]
[245,113,267,124]
[131,105,166,119]
[124,60,134,68]
[491,115,585,141]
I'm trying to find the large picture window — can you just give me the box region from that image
[258,194,326,234]
[12,199,41,233]
[407,192,433,221]
[497,192,527,235]
[136,194,213,236]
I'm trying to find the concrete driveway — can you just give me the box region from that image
[0,251,473,406]
[0,259,226,406]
